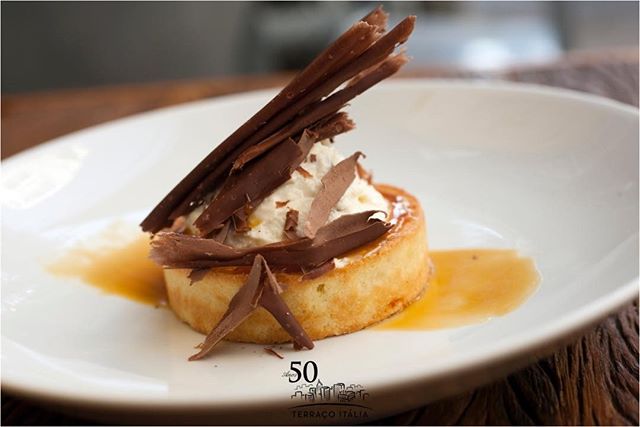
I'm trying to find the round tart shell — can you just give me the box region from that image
[164,184,430,343]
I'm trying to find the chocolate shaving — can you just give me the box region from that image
[302,260,336,280]
[225,21,385,172]
[361,5,389,30]
[142,7,415,361]
[189,255,312,360]
[150,232,246,264]
[235,112,355,171]
[166,22,383,221]
[188,268,209,285]
[309,154,317,163]
[295,166,312,179]
[189,255,265,360]
[230,16,414,172]
[151,210,390,272]
[213,221,231,242]
[230,52,409,175]
[264,347,284,359]
[287,53,408,142]
[284,209,299,240]
[140,17,388,233]
[231,212,250,233]
[304,152,363,238]
[231,194,265,234]
[193,136,303,236]
[141,10,415,234]
[231,196,262,233]
[259,260,314,350]
[275,200,289,208]
[311,112,356,142]
[195,130,316,236]
[194,130,317,235]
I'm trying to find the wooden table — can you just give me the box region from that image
[2,51,638,425]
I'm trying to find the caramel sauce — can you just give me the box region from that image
[378,249,539,330]
[47,211,537,330]
[48,231,166,306]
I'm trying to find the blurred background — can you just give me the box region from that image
[2,1,638,93]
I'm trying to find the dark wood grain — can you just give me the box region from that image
[1,74,293,160]
[377,301,639,426]
[1,50,638,425]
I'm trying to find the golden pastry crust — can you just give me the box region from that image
[164,184,430,343]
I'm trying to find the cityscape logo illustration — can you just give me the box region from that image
[290,380,370,403]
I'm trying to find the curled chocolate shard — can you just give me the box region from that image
[284,209,299,240]
[193,138,302,236]
[247,53,409,164]
[189,255,265,361]
[264,347,284,359]
[151,210,391,272]
[295,166,312,179]
[173,20,380,207]
[233,111,355,172]
[361,5,389,30]
[231,196,263,234]
[230,17,414,173]
[229,51,409,177]
[344,17,414,86]
[142,22,382,231]
[304,151,363,238]
[150,231,243,263]
[213,221,231,243]
[302,260,336,280]
[143,7,414,360]
[311,112,356,142]
[194,131,317,236]
[259,259,314,350]
[140,8,414,233]
[189,255,312,360]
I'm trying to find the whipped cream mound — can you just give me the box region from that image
[186,140,390,249]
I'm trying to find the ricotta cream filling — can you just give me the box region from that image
[186,140,390,252]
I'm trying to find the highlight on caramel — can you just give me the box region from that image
[378,249,539,330]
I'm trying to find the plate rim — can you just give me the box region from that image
[3,78,639,167]
[2,78,638,413]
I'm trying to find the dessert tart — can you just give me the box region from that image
[164,185,428,345]
[142,6,429,360]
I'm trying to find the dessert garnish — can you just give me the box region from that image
[140,6,413,233]
[304,152,363,238]
[143,6,416,359]
[264,347,285,360]
[189,255,313,361]
[151,210,391,271]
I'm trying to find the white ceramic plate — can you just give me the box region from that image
[2,80,638,424]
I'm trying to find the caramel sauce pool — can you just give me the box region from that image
[48,227,538,328]
[378,249,539,330]
[48,232,166,306]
